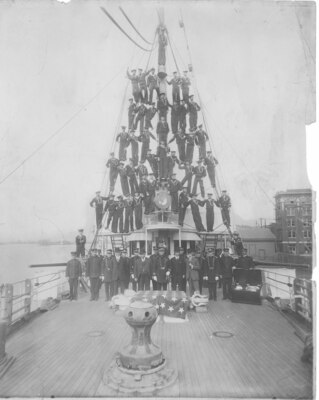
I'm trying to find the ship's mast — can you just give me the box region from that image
[157,8,168,95]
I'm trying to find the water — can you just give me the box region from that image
[0,243,78,284]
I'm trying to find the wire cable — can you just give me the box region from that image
[100,7,151,52]
[119,6,152,45]
[0,67,125,186]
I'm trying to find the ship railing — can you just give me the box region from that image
[145,210,179,225]
[0,270,69,326]
[260,269,312,323]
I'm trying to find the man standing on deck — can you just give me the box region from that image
[195,124,209,159]
[150,246,159,290]
[86,248,102,301]
[219,248,235,300]
[119,249,130,292]
[203,247,220,300]
[104,194,116,231]
[178,187,189,226]
[106,152,120,192]
[103,249,114,301]
[130,248,141,291]
[167,71,181,103]
[188,95,201,130]
[152,246,170,291]
[133,250,151,291]
[90,191,108,230]
[66,251,82,301]
[170,248,187,291]
[237,248,254,269]
[186,249,201,296]
[180,71,191,103]
[75,229,86,257]
[168,173,182,213]
[124,194,135,233]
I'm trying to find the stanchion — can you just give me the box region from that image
[0,284,15,379]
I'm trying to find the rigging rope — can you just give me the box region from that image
[100,7,151,52]
[119,6,152,45]
[167,32,180,74]
[0,67,126,186]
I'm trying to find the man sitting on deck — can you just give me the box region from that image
[66,251,82,301]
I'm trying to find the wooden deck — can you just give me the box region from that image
[0,288,312,398]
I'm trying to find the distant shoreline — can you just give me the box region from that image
[0,241,73,246]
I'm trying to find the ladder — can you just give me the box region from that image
[110,234,127,252]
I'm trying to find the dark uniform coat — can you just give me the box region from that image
[202,198,215,232]
[106,157,120,191]
[237,255,254,269]
[187,198,205,231]
[168,178,182,212]
[66,259,82,278]
[170,256,187,291]
[152,255,170,284]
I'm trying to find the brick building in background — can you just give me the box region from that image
[274,189,312,255]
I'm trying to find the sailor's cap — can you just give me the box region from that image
[183,70,188,73]
[140,249,146,254]
[71,251,77,255]
[207,150,212,153]
[150,67,155,71]
[96,190,101,194]
[207,192,213,195]
[110,152,115,155]
[173,71,177,74]
[198,124,203,128]
[78,229,84,232]
[131,69,136,72]
[107,249,113,253]
[121,125,126,129]
[189,94,194,98]
[114,247,121,253]
[109,194,115,197]
[129,98,133,101]
[138,68,143,71]
[223,248,230,252]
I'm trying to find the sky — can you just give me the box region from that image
[0,0,315,242]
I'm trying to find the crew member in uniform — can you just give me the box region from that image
[112,249,121,296]
[146,68,159,104]
[119,249,130,292]
[170,101,180,134]
[178,187,189,226]
[170,248,187,291]
[167,71,181,103]
[188,95,201,130]
[103,249,113,301]
[156,141,168,179]
[128,98,136,130]
[178,99,188,132]
[144,103,157,130]
[133,250,151,291]
[187,193,205,232]
[139,129,156,162]
[202,193,215,232]
[115,195,125,233]
[157,93,170,119]
[150,246,159,290]
[231,231,244,256]
[168,173,182,213]
[156,116,170,145]
[180,161,194,194]
[116,126,129,161]
[133,102,147,133]
[195,124,209,159]
[66,251,82,301]
[168,130,186,162]
[75,229,86,257]
[192,159,206,198]
[204,247,220,300]
[146,149,159,179]
[137,68,151,103]
[126,68,140,102]
[104,194,116,230]
[152,246,170,290]
[135,160,149,182]
[219,248,235,300]
[106,152,120,192]
[180,71,191,102]
[128,131,139,166]
[90,191,108,230]
[86,248,102,301]
[204,150,218,188]
[237,248,254,269]
[124,194,135,233]
[130,248,141,291]
[134,192,143,230]
[125,159,139,194]
[186,249,201,296]
[185,131,195,163]
[215,190,232,227]
[146,173,157,214]
[117,162,130,196]
[138,176,150,214]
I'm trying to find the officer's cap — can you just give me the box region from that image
[158,247,165,251]
[110,152,114,156]
[114,248,121,253]
[243,248,248,252]
[171,173,176,177]
[138,68,143,71]
[222,190,227,192]
[173,71,177,74]
[153,246,158,250]
[207,247,215,252]
[160,92,165,97]
[140,249,146,255]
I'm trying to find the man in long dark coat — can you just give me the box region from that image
[219,248,235,300]
[133,250,151,291]
[152,246,170,290]
[86,248,102,301]
[203,247,220,300]
[204,150,218,188]
[150,246,159,290]
[124,194,135,233]
[170,248,187,291]
[202,193,215,232]
[103,249,114,301]
[116,126,129,161]
[178,187,189,226]
[106,152,119,192]
[66,251,82,301]
[187,193,205,231]
[90,191,108,229]
[119,249,131,292]
[75,229,86,257]
[130,248,141,291]
[168,173,182,213]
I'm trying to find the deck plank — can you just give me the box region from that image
[0,288,312,398]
